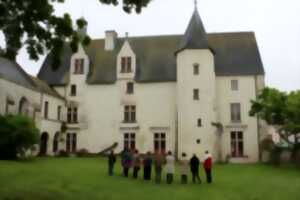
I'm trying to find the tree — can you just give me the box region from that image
[0,114,39,160]
[249,87,300,145]
[0,0,151,69]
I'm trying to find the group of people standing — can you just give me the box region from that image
[108,149,213,184]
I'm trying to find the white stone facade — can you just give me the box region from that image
[47,41,265,163]
[0,9,267,163]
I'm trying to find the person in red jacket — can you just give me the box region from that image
[203,151,213,183]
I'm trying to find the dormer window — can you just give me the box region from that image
[121,57,132,73]
[74,58,84,74]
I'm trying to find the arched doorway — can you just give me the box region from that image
[53,132,60,154]
[19,97,29,116]
[39,132,49,155]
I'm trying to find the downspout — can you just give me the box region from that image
[39,90,44,119]
[254,75,262,162]
[175,108,179,161]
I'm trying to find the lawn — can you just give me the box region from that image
[0,158,299,200]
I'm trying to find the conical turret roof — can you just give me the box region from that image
[176,8,211,53]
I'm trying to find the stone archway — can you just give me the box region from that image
[39,132,49,155]
[53,132,60,154]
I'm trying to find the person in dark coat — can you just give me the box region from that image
[203,151,213,183]
[108,150,116,176]
[132,150,141,179]
[190,154,201,183]
[121,148,132,177]
[143,151,153,180]
[154,151,165,184]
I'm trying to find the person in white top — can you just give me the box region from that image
[165,151,175,184]
[180,152,189,184]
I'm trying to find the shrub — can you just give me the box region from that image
[76,148,90,157]
[0,115,39,160]
[269,146,283,165]
[261,136,275,151]
[295,151,300,168]
[57,150,69,157]
[292,143,300,168]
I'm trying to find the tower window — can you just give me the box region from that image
[121,57,132,73]
[126,82,134,94]
[197,118,202,127]
[193,89,199,100]
[193,63,199,75]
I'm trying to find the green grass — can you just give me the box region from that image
[0,158,299,200]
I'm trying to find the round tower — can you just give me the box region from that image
[176,7,217,160]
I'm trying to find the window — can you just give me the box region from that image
[231,131,244,157]
[126,82,134,94]
[231,80,238,91]
[193,89,199,100]
[70,84,77,96]
[197,118,202,127]
[124,105,136,123]
[124,133,135,150]
[154,133,166,153]
[230,103,241,122]
[67,107,78,123]
[33,109,37,121]
[121,57,132,73]
[74,58,84,74]
[19,97,29,116]
[193,63,199,75]
[44,101,49,119]
[73,107,78,123]
[66,133,77,153]
[5,97,15,115]
[53,132,59,153]
[57,106,61,121]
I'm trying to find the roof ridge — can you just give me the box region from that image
[208,31,255,35]
[90,34,183,41]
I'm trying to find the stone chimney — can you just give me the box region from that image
[105,30,118,51]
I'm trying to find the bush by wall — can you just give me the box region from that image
[0,115,39,160]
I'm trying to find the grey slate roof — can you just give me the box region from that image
[176,8,211,53]
[38,31,264,85]
[29,76,65,100]
[0,57,64,100]
[0,57,36,89]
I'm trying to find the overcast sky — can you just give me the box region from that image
[2,0,300,91]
